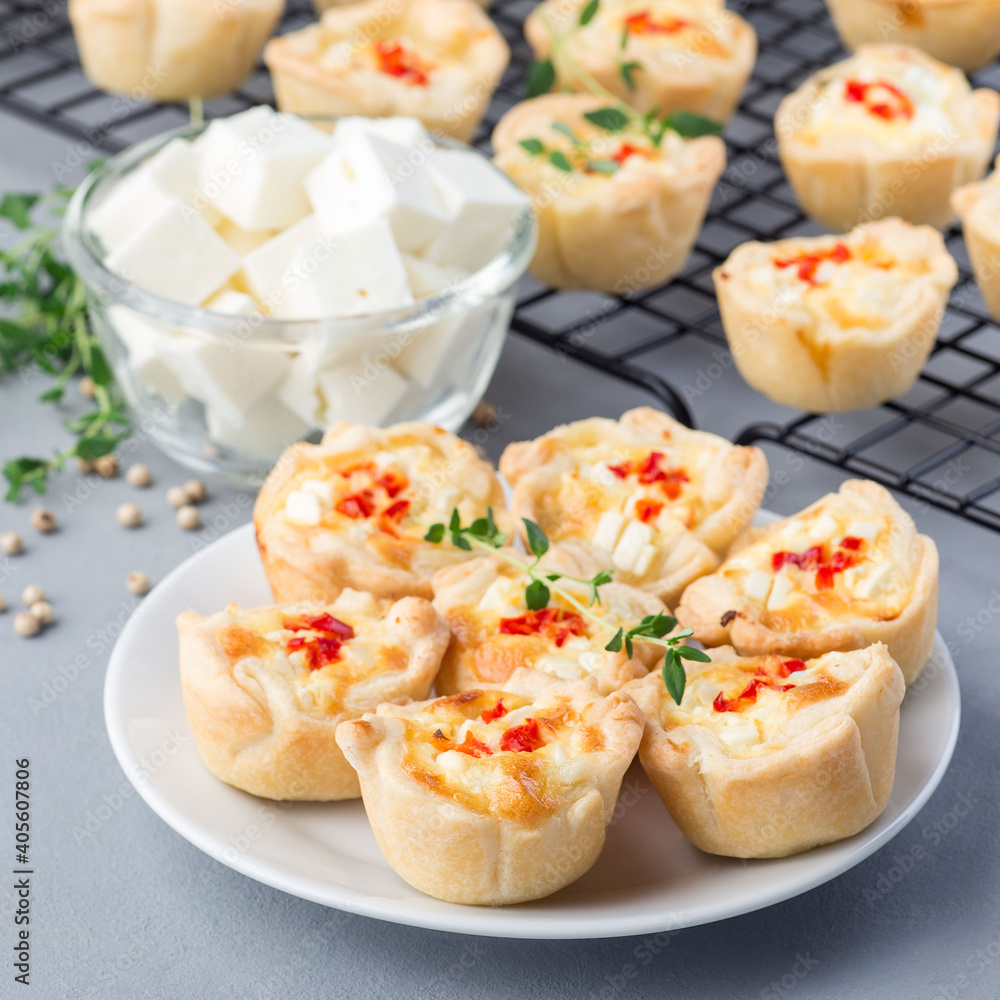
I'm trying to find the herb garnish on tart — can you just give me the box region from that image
[424,507,710,703]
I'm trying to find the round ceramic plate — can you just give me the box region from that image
[104,521,960,939]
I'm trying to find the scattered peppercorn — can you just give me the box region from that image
[176,505,201,531]
[116,502,143,529]
[30,508,57,533]
[0,532,23,555]
[127,571,151,596]
[472,400,498,427]
[79,375,95,399]
[14,611,40,637]
[21,584,45,606]
[0,594,5,613]
[94,454,119,478]
[125,463,152,488]
[166,485,189,508]
[29,601,55,626]
[183,479,208,504]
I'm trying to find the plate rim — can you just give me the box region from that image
[104,521,961,940]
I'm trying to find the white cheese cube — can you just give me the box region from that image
[394,316,464,387]
[305,133,448,252]
[332,115,432,149]
[593,511,626,553]
[169,340,291,427]
[436,750,470,773]
[632,543,657,578]
[743,569,773,604]
[612,520,655,572]
[203,290,260,316]
[284,220,414,319]
[812,513,839,541]
[766,571,796,611]
[105,199,240,306]
[107,306,187,404]
[718,717,760,748]
[206,394,312,460]
[300,479,335,507]
[423,149,528,269]
[845,520,881,543]
[535,655,586,680]
[144,137,200,204]
[88,171,175,254]
[402,254,469,298]
[275,343,326,426]
[241,214,320,311]
[854,562,895,600]
[198,106,333,232]
[215,217,278,256]
[283,488,324,525]
[318,362,410,426]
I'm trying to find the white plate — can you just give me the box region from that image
[104,521,960,939]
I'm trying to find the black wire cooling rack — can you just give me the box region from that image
[4,0,1000,530]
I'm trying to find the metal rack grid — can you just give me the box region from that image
[4,0,1000,529]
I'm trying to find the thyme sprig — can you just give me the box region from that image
[0,186,131,501]
[424,507,709,703]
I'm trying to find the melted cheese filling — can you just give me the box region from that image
[659,653,860,756]
[722,506,912,629]
[531,423,730,583]
[227,590,401,713]
[280,436,495,545]
[400,690,607,817]
[794,55,964,148]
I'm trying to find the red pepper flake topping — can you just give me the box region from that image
[283,613,355,671]
[774,243,851,286]
[636,498,664,524]
[375,39,430,86]
[839,536,863,550]
[378,498,412,537]
[844,78,914,121]
[608,452,689,500]
[777,658,807,678]
[336,489,376,519]
[771,540,862,591]
[499,608,587,647]
[624,11,691,34]
[378,469,409,498]
[455,732,493,758]
[611,142,651,165]
[499,718,545,753]
[480,699,508,724]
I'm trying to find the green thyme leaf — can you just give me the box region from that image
[677,646,712,662]
[448,508,461,533]
[523,518,550,558]
[424,523,445,543]
[605,628,624,653]
[519,137,545,156]
[3,457,50,502]
[620,24,629,49]
[583,107,630,132]
[550,121,580,144]
[525,579,550,611]
[548,150,572,172]
[526,59,556,98]
[663,111,723,138]
[620,60,641,91]
[585,159,619,175]
[451,534,472,551]
[0,194,40,230]
[579,0,599,25]
[662,651,687,705]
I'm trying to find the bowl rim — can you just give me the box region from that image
[61,113,537,343]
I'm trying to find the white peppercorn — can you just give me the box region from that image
[30,508,57,533]
[116,502,143,528]
[166,485,189,508]
[183,479,208,504]
[125,463,152,488]
[29,601,55,626]
[21,584,45,606]
[0,532,23,555]
[176,505,201,530]
[14,612,40,637]
[127,571,151,596]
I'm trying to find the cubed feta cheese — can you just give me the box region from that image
[718,717,759,748]
[766,571,796,611]
[283,219,414,319]
[88,170,176,254]
[845,520,881,543]
[318,361,410,426]
[423,149,528,269]
[105,199,240,305]
[197,106,333,232]
[300,479,335,507]
[436,750,470,773]
[305,133,449,253]
[593,511,626,553]
[206,394,312,460]
[393,316,464,387]
[332,116,433,149]
[215,217,278,256]
[169,339,292,427]
[240,214,320,312]
[612,520,655,572]
[854,562,896,600]
[402,254,469,298]
[283,487,324,525]
[632,543,657,578]
[203,290,260,316]
[144,137,200,204]
[743,569,773,604]
[275,343,326,426]
[812,513,839,541]
[106,306,187,404]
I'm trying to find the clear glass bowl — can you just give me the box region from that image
[62,119,536,487]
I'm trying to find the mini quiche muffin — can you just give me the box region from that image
[524,0,757,124]
[952,156,1000,323]
[714,218,958,412]
[625,643,905,857]
[677,480,938,686]
[263,0,509,142]
[499,408,768,607]
[69,0,285,102]
[775,44,1000,231]
[178,589,450,801]
[492,93,725,293]
[430,553,671,695]
[825,0,1000,73]
[254,421,511,604]
[336,671,644,904]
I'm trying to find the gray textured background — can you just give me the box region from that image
[1,106,999,1000]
